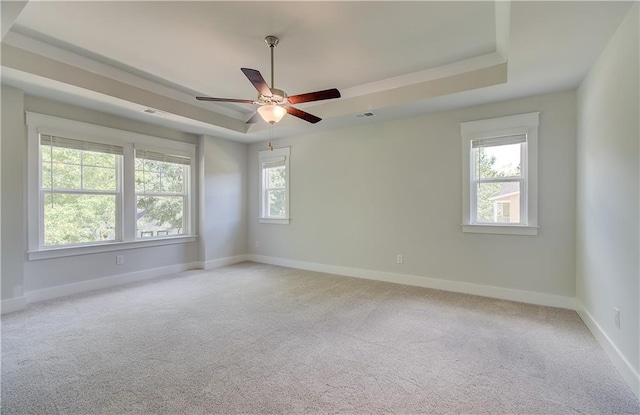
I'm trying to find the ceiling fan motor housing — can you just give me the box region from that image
[259,88,288,106]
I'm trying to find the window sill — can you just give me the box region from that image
[27,235,197,260]
[462,224,538,236]
[259,218,290,225]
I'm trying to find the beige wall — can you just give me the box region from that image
[199,135,248,264]
[1,86,26,300]
[576,3,639,395]
[248,90,577,298]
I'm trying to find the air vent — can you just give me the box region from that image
[143,108,169,117]
[354,111,376,119]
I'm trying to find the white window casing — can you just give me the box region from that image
[26,112,197,260]
[258,147,290,224]
[460,112,539,236]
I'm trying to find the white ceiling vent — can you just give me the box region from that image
[354,111,376,119]
[143,108,169,117]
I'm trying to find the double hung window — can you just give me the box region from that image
[135,150,190,238]
[470,135,525,225]
[258,147,290,224]
[461,113,539,235]
[40,135,122,246]
[27,113,196,259]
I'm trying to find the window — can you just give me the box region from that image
[461,112,539,235]
[135,150,190,238]
[40,135,123,246]
[27,113,196,259]
[471,135,524,225]
[258,147,290,224]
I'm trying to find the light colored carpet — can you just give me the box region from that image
[2,262,639,414]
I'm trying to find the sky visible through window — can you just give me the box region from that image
[483,143,520,176]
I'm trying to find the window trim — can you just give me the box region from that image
[460,112,539,236]
[26,112,197,259]
[258,147,290,224]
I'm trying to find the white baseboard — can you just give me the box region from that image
[247,254,576,310]
[1,296,27,314]
[204,254,250,270]
[575,300,640,399]
[25,261,203,304]
[2,255,251,313]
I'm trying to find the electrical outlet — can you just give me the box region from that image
[254,240,260,248]
[116,255,125,265]
[614,308,620,328]
[396,254,403,264]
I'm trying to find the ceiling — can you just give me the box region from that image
[1,1,634,143]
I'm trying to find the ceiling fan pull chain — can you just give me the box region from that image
[269,124,274,151]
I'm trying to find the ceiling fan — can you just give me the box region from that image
[196,36,341,125]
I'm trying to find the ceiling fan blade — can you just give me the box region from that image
[246,112,261,124]
[287,106,321,124]
[287,88,341,105]
[241,68,272,97]
[196,97,255,104]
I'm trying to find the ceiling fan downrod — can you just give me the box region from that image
[264,35,279,89]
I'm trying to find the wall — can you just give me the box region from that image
[24,97,198,145]
[576,3,639,397]
[248,90,577,303]
[198,135,248,267]
[1,86,26,302]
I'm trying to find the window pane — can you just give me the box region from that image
[43,148,118,191]
[83,151,116,168]
[141,159,160,171]
[42,162,52,188]
[83,166,117,191]
[476,143,522,179]
[52,163,81,189]
[42,145,51,162]
[136,195,184,238]
[135,160,185,193]
[135,170,162,192]
[266,166,286,189]
[476,182,521,223]
[43,193,116,245]
[161,163,185,193]
[51,146,81,165]
[267,189,286,217]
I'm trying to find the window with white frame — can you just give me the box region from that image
[27,112,196,259]
[461,112,539,235]
[40,135,123,246]
[135,149,190,238]
[258,147,290,224]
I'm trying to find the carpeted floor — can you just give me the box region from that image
[2,262,639,414]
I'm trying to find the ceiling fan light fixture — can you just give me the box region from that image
[258,105,287,124]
